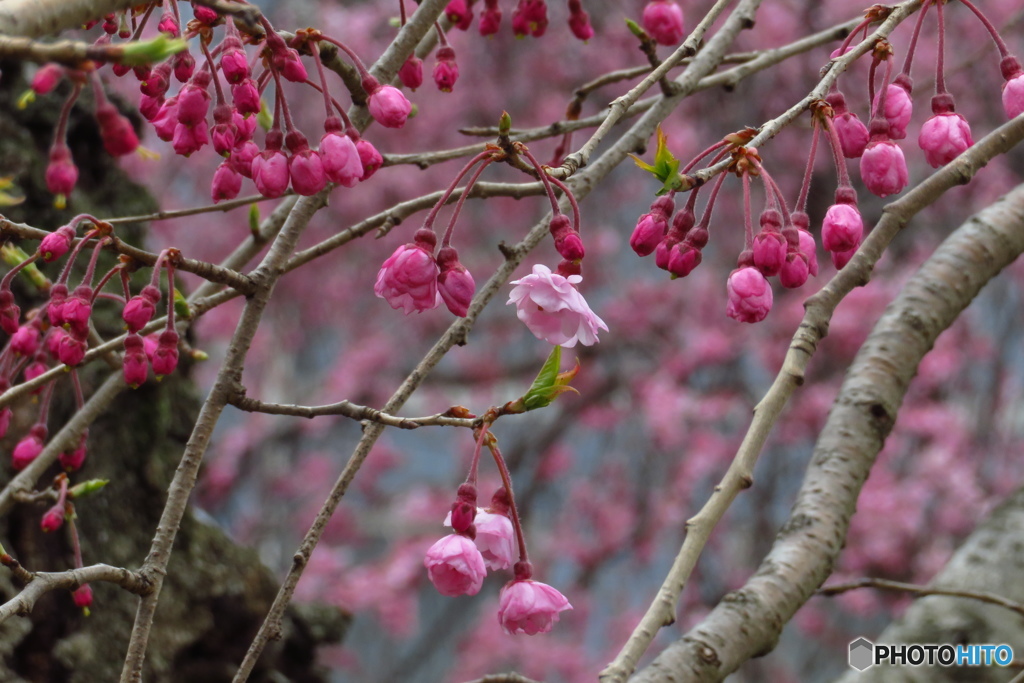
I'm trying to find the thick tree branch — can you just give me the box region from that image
[0,0,137,38]
[631,179,1024,681]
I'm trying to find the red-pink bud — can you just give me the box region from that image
[568,0,594,41]
[480,1,502,35]
[31,63,63,95]
[211,161,242,202]
[398,55,424,91]
[726,266,772,323]
[642,0,684,45]
[445,0,474,30]
[273,47,308,83]
[172,120,209,157]
[60,432,88,471]
[220,43,250,85]
[39,225,76,262]
[139,94,164,121]
[918,113,973,168]
[152,97,179,142]
[1003,72,1024,119]
[366,83,412,129]
[0,290,20,335]
[433,46,459,93]
[193,4,218,23]
[157,11,179,35]
[41,505,64,532]
[319,132,363,187]
[140,62,171,98]
[512,0,548,37]
[873,80,913,140]
[72,584,93,609]
[251,149,290,198]
[232,79,261,115]
[123,332,149,387]
[12,424,46,470]
[95,104,139,157]
[123,285,160,332]
[288,149,327,196]
[752,226,787,277]
[822,202,863,253]
[58,329,88,366]
[230,141,259,178]
[831,242,859,270]
[151,329,179,377]
[173,51,196,82]
[10,324,40,356]
[779,251,810,289]
[436,246,476,317]
[356,139,383,180]
[860,139,908,198]
[177,72,212,126]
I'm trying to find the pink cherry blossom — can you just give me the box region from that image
[437,247,476,318]
[251,149,290,198]
[151,330,180,377]
[507,264,608,347]
[45,145,78,201]
[10,325,40,356]
[918,113,973,168]
[834,111,869,158]
[726,267,772,323]
[41,505,64,532]
[473,511,516,570]
[95,104,139,157]
[860,139,908,198]
[398,55,424,91]
[13,425,46,470]
[642,0,685,46]
[374,243,441,314]
[497,580,573,635]
[123,333,149,387]
[630,202,670,257]
[288,149,327,196]
[568,0,594,41]
[211,161,242,202]
[424,534,487,597]
[39,225,75,262]
[356,139,383,179]
[433,46,459,92]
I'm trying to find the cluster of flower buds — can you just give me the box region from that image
[440,0,593,41]
[0,216,186,475]
[375,228,476,316]
[425,425,572,635]
[26,2,416,208]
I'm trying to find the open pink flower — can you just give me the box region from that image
[374,241,441,314]
[507,264,607,347]
[445,508,516,571]
[726,267,772,323]
[498,580,573,635]
[424,534,487,597]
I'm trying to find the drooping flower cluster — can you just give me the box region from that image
[425,431,571,635]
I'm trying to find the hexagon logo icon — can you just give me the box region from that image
[849,637,874,671]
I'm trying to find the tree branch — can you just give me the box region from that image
[818,577,1024,619]
[0,563,149,623]
[0,0,137,38]
[630,177,1024,681]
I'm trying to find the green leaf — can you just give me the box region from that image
[173,288,191,320]
[121,36,188,65]
[69,479,109,499]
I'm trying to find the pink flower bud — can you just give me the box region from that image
[630,214,667,257]
[660,242,702,278]
[474,511,515,570]
[860,139,909,198]
[752,229,787,277]
[873,81,913,140]
[95,104,139,157]
[31,63,63,95]
[0,407,10,439]
[211,161,242,202]
[726,267,773,323]
[72,584,93,609]
[251,149,290,198]
[366,83,412,129]
[173,51,196,82]
[1003,73,1024,120]
[12,425,46,470]
[288,149,326,196]
[780,251,810,289]
[157,11,179,35]
[123,285,161,332]
[45,326,66,358]
[398,55,424,91]
[211,105,238,155]
[512,0,548,37]
[273,47,308,83]
[230,141,259,178]
[642,0,685,46]
[172,120,209,157]
[436,246,476,317]
[39,225,76,262]
[498,579,573,635]
[193,4,218,23]
[152,97,179,142]
[822,203,863,253]
[797,227,818,276]
[123,333,149,387]
[433,46,459,93]
[41,505,64,532]
[46,286,67,329]
[319,132,363,187]
[220,45,250,85]
[832,242,859,270]
[445,0,474,30]
[834,111,869,158]
[140,62,171,98]
[58,329,88,366]
[177,73,212,126]
[24,360,47,387]
[479,1,502,35]
[424,534,487,597]
[356,139,383,179]
[0,290,19,335]
[232,79,261,116]
[375,237,441,314]
[568,0,594,41]
[139,94,164,121]
[62,286,93,336]
[10,324,40,356]
[918,113,973,168]
[549,215,585,261]
[151,329,179,377]
[60,432,88,471]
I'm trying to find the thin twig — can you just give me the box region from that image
[104,193,284,225]
[0,563,149,624]
[228,392,477,429]
[818,578,1024,618]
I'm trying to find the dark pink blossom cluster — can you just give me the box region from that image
[439,0,594,42]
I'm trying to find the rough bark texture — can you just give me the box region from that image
[631,185,1024,682]
[0,61,347,682]
[834,486,1024,682]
